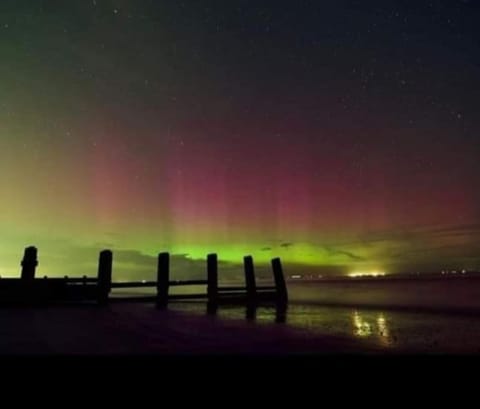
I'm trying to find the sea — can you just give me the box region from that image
[151,277,480,353]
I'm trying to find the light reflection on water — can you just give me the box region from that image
[377,313,391,345]
[352,311,392,346]
[170,303,396,346]
[353,311,373,337]
[169,301,480,353]
[114,281,480,352]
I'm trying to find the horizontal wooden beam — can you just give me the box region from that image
[63,278,98,283]
[111,281,157,288]
[0,277,97,283]
[169,280,208,286]
[219,286,276,292]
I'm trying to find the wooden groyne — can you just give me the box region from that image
[0,247,288,309]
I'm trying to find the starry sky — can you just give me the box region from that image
[0,0,479,279]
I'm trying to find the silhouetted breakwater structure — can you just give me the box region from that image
[0,247,288,310]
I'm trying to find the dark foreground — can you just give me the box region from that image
[4,276,480,354]
[0,303,380,355]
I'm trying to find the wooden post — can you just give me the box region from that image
[272,257,288,306]
[207,253,218,308]
[246,305,256,321]
[207,302,218,316]
[97,250,112,305]
[21,246,38,282]
[156,252,170,309]
[275,305,287,323]
[244,255,257,304]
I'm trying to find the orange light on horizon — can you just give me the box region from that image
[348,271,387,278]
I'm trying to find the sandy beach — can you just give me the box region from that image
[0,303,380,355]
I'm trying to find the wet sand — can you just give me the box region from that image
[0,303,379,355]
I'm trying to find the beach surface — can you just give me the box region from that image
[3,279,480,354]
[0,302,378,355]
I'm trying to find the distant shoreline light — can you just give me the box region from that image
[348,271,387,278]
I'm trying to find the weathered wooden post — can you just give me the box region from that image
[272,257,288,306]
[21,246,38,282]
[207,253,218,309]
[97,250,112,305]
[275,305,287,323]
[82,275,88,299]
[156,252,170,309]
[246,305,256,321]
[207,302,218,315]
[244,255,257,304]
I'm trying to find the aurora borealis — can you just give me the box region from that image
[0,0,479,279]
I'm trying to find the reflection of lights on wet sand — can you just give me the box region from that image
[353,311,372,337]
[377,314,391,345]
[352,311,392,346]
[348,271,386,278]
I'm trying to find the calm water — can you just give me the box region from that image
[158,279,480,353]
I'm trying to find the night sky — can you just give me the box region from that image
[1,0,479,279]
